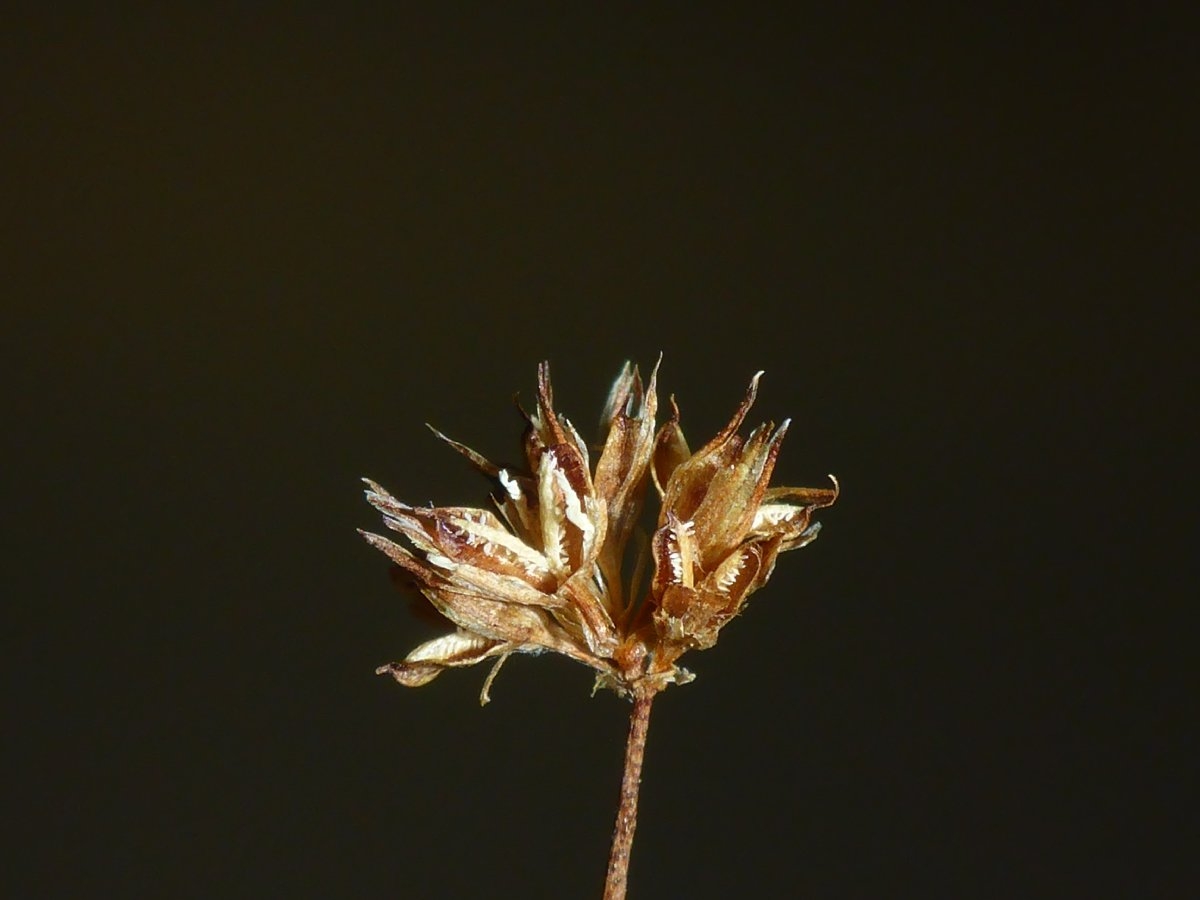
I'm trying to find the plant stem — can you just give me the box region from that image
[603,688,657,900]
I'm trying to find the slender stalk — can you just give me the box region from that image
[603,688,657,900]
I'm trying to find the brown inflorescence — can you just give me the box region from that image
[361,360,837,704]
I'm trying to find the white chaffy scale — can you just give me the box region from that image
[498,469,523,500]
[664,519,697,585]
[715,553,747,592]
[454,518,549,573]
[537,466,568,571]
[667,547,684,581]
[555,467,594,540]
[751,504,801,532]
[406,631,494,663]
[426,551,455,570]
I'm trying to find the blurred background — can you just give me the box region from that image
[5,6,1192,898]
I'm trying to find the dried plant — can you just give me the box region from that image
[361,360,837,899]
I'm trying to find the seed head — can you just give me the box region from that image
[361,360,837,702]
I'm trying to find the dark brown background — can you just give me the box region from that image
[5,6,1192,898]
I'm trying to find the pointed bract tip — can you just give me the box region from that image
[667,394,681,420]
[744,370,764,404]
[764,418,792,452]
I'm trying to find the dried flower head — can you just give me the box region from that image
[361,360,837,703]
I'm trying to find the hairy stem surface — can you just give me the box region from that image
[603,689,657,900]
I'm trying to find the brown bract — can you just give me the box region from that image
[361,361,837,703]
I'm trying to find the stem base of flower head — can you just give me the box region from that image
[603,688,657,900]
